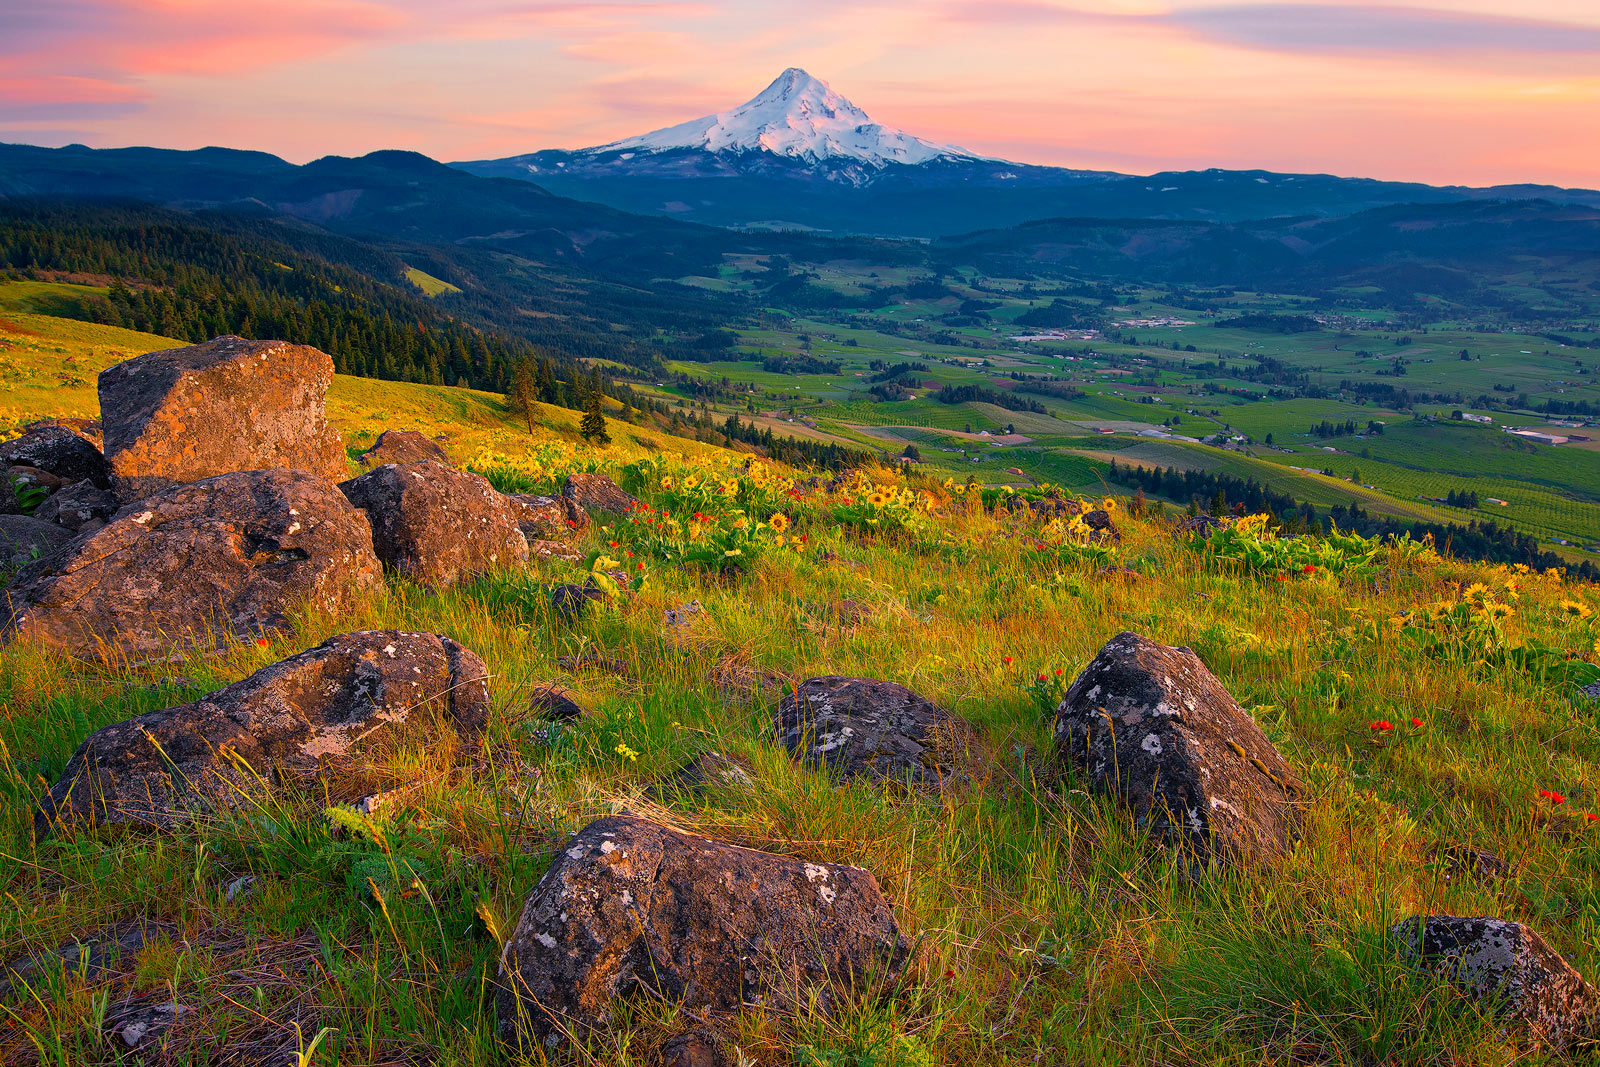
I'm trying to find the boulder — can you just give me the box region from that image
[1078,508,1120,544]
[35,630,490,834]
[2,469,381,657]
[495,814,907,1045]
[339,461,528,587]
[358,429,451,469]
[25,417,102,447]
[562,472,637,516]
[0,514,73,568]
[33,481,118,533]
[660,1029,734,1067]
[1178,514,1224,537]
[1391,916,1598,1045]
[98,336,348,501]
[654,750,755,797]
[507,493,588,539]
[7,465,64,494]
[1053,631,1301,867]
[0,425,108,486]
[775,676,975,792]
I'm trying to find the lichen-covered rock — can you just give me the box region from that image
[358,429,451,469]
[653,750,755,797]
[526,539,581,563]
[495,814,907,1045]
[1391,916,1598,1046]
[1053,631,1301,867]
[660,1028,735,1067]
[33,481,118,533]
[1177,514,1225,537]
[562,472,637,516]
[2,469,381,657]
[507,494,588,539]
[0,425,109,486]
[35,630,490,834]
[775,676,976,792]
[339,461,528,587]
[0,514,73,568]
[98,336,348,501]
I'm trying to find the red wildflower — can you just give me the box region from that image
[1275,574,1289,582]
[636,562,644,570]
[1369,720,1394,732]
[255,638,269,648]
[625,550,634,558]
[1054,668,1064,676]
[1587,813,1598,823]
[608,541,618,548]
[1002,655,1014,665]
[1302,564,1316,574]
[1037,672,1047,682]
[1409,716,1423,727]
[1551,793,1567,805]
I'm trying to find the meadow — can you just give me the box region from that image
[2,310,1600,1064]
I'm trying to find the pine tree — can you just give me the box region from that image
[580,392,610,445]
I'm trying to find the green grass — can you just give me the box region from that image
[403,266,462,297]
[5,310,1600,1065]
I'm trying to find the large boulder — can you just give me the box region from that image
[496,814,908,1045]
[775,676,976,792]
[507,493,588,540]
[562,472,637,516]
[1053,631,1301,867]
[1391,916,1598,1046]
[0,425,109,487]
[98,336,348,501]
[358,430,451,469]
[339,461,528,587]
[2,469,381,657]
[0,515,73,569]
[35,630,490,834]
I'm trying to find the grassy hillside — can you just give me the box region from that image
[3,313,1600,1064]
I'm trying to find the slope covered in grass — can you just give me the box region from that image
[2,312,1599,1065]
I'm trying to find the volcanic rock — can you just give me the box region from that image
[1053,631,1301,867]
[2,469,381,657]
[98,336,348,501]
[495,814,907,1044]
[339,461,528,587]
[35,630,490,834]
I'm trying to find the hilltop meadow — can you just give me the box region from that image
[1,309,1598,1065]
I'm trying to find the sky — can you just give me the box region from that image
[2,0,1599,188]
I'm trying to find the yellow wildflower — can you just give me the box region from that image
[1560,600,1591,619]
[769,513,790,532]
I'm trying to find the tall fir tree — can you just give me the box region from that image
[579,391,610,445]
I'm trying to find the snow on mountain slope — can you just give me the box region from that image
[600,68,982,168]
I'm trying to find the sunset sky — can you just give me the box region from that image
[3,0,1599,187]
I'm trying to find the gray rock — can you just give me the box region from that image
[775,676,975,792]
[561,472,637,516]
[35,630,490,834]
[0,514,73,568]
[654,750,755,797]
[2,469,382,657]
[528,684,586,720]
[0,424,109,486]
[526,539,581,563]
[660,1028,735,1067]
[495,814,907,1045]
[339,461,528,587]
[106,999,189,1050]
[1053,631,1301,867]
[507,493,588,539]
[33,481,118,532]
[550,583,606,624]
[1392,915,1598,1045]
[98,335,349,501]
[357,429,451,468]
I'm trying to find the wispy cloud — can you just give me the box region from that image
[1172,4,1600,55]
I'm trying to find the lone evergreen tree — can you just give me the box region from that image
[580,392,610,445]
[506,359,537,434]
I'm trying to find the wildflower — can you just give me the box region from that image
[608,541,618,548]
[1274,574,1289,582]
[625,550,634,558]
[1587,813,1598,824]
[1100,496,1117,513]
[1302,564,1317,574]
[636,561,645,570]
[1054,668,1064,676]
[1409,717,1423,728]
[1560,599,1591,619]
[255,638,269,648]
[1369,720,1394,732]
[613,742,640,763]
[1037,672,1047,682]
[1463,582,1489,600]
[1482,602,1514,620]
[769,513,790,532]
[1003,655,1014,665]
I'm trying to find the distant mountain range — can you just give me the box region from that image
[454,68,1600,238]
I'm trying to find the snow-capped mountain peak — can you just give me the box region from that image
[598,68,980,168]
